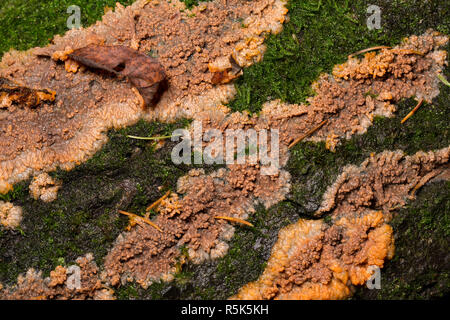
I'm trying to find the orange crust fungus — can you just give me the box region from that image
[0,201,23,230]
[232,147,449,300]
[29,173,62,203]
[0,0,449,300]
[0,254,114,300]
[0,0,289,194]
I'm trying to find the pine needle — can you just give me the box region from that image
[288,119,328,149]
[145,190,171,218]
[401,98,423,124]
[437,73,450,87]
[349,46,391,58]
[127,134,181,140]
[215,216,254,227]
[119,210,162,232]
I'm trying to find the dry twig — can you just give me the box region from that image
[401,98,424,124]
[288,120,328,149]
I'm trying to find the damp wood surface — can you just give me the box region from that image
[0,0,449,300]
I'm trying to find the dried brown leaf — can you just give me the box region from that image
[68,44,167,107]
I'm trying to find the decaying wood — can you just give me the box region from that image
[0,77,56,109]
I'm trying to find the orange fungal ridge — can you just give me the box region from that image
[0,254,114,300]
[0,0,289,194]
[0,0,449,300]
[232,147,449,300]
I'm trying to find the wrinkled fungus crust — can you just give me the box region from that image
[0,201,22,229]
[232,147,449,300]
[0,254,114,300]
[102,31,449,290]
[0,0,288,193]
[0,0,449,300]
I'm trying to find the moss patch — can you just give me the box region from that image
[110,0,450,300]
[0,119,191,285]
[228,0,450,114]
[0,0,136,59]
[354,181,450,300]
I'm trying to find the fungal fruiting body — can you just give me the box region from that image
[0,201,22,229]
[0,0,289,194]
[0,254,114,300]
[0,0,449,301]
[232,147,449,300]
[29,173,61,203]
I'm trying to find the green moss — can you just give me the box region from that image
[0,0,136,59]
[0,0,448,299]
[228,0,450,114]
[179,0,212,10]
[114,202,300,300]
[354,181,450,299]
[0,119,191,285]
